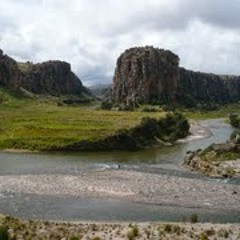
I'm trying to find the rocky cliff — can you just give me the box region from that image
[0,49,21,90]
[180,68,240,105]
[112,46,240,106]
[112,46,181,105]
[0,49,90,98]
[20,61,89,96]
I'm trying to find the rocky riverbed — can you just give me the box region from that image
[0,169,239,211]
[184,140,240,178]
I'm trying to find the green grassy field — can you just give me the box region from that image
[0,90,166,150]
[0,88,239,151]
[184,104,240,119]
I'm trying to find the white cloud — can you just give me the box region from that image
[0,0,240,86]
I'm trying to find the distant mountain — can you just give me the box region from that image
[112,46,240,106]
[89,83,111,99]
[0,49,92,100]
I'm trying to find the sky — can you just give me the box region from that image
[1,0,240,86]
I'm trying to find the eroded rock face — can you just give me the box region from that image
[112,46,181,104]
[0,49,90,97]
[0,50,21,89]
[21,61,88,96]
[112,46,240,105]
[180,68,240,104]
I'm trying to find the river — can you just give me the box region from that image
[0,119,240,223]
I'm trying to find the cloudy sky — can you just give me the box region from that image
[1,0,240,86]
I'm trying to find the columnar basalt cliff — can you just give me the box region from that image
[0,49,90,97]
[112,46,240,105]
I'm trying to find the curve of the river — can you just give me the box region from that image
[0,119,240,223]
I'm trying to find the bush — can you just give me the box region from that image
[70,237,80,240]
[103,111,190,150]
[100,101,113,110]
[126,225,139,240]
[230,130,240,143]
[189,213,198,223]
[132,112,189,143]
[159,112,190,140]
[142,107,157,112]
[0,225,10,240]
[229,113,240,128]
[137,117,160,139]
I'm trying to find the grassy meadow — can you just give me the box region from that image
[184,104,240,119]
[1,88,240,151]
[0,89,165,151]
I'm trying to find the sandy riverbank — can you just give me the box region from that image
[0,169,239,210]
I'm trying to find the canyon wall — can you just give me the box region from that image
[112,46,240,105]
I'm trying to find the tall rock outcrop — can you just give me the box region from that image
[0,49,21,89]
[112,46,181,104]
[20,61,89,96]
[0,49,91,98]
[112,46,240,105]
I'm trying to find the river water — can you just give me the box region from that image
[0,119,239,222]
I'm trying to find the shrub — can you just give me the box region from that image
[230,130,240,143]
[70,236,81,240]
[92,237,102,240]
[218,228,229,238]
[131,225,139,237]
[0,225,10,240]
[126,225,139,240]
[164,224,172,233]
[159,112,190,140]
[142,107,157,112]
[229,113,240,128]
[189,213,198,223]
[199,232,209,240]
[100,101,113,110]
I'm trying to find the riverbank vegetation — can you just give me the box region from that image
[0,88,169,151]
[0,92,189,151]
[66,112,189,151]
[0,215,239,240]
[0,102,164,151]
